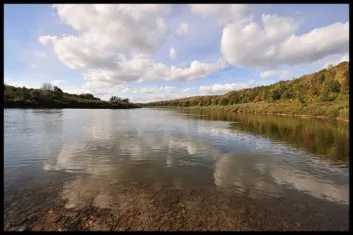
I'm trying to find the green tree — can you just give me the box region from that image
[270,89,281,101]
[110,96,122,102]
[53,86,63,99]
[220,97,228,106]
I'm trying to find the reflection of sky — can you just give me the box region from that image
[5,109,64,171]
[214,154,349,204]
[4,108,349,210]
[37,109,350,207]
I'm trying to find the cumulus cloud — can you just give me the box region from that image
[175,22,188,37]
[221,14,349,67]
[199,82,252,95]
[39,4,171,69]
[137,86,177,94]
[39,4,226,92]
[82,56,227,85]
[260,70,292,79]
[189,4,249,25]
[38,35,57,45]
[169,47,177,59]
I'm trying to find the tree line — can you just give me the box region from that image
[144,62,349,107]
[4,82,138,109]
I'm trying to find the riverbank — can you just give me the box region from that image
[4,103,140,109]
[4,84,140,109]
[149,100,349,122]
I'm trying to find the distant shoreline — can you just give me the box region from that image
[4,84,140,110]
[4,105,140,109]
[146,105,349,123]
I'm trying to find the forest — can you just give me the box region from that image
[144,62,349,120]
[4,83,139,109]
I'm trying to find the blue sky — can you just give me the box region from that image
[4,4,349,102]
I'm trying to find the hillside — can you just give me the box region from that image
[4,85,140,109]
[144,62,349,120]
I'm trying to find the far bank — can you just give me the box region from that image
[148,100,349,122]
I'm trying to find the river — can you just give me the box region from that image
[4,108,349,231]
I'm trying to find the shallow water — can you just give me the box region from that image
[4,108,349,231]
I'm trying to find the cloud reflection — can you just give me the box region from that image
[42,109,348,211]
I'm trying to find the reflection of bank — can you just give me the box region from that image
[42,108,349,211]
[213,152,349,205]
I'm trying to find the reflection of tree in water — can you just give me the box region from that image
[41,109,348,211]
[31,109,64,134]
[182,110,349,166]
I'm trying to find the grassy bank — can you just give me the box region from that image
[154,99,349,122]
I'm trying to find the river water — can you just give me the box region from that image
[4,108,349,231]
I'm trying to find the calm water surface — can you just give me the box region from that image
[4,108,349,231]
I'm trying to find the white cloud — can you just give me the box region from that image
[169,47,177,59]
[41,4,171,64]
[39,4,226,91]
[221,14,349,68]
[39,4,171,71]
[260,70,292,79]
[38,35,57,45]
[137,86,177,94]
[183,87,196,92]
[83,56,227,85]
[175,22,188,37]
[189,4,249,25]
[323,54,349,69]
[199,82,251,95]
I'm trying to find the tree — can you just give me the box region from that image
[327,80,341,93]
[122,98,130,103]
[220,97,228,106]
[110,96,122,102]
[319,80,341,101]
[41,83,53,91]
[53,86,63,99]
[270,89,281,101]
[80,93,95,99]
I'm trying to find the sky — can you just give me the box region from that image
[4,4,349,103]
